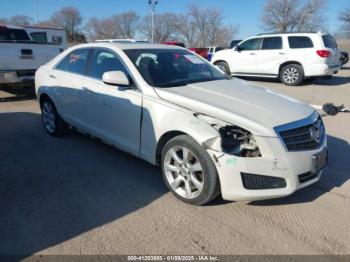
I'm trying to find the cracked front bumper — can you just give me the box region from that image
[208,135,327,202]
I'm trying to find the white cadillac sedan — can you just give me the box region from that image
[35,43,328,205]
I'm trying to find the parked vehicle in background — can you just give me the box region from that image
[229,40,242,49]
[96,39,149,43]
[207,46,224,61]
[212,32,341,86]
[340,50,349,67]
[24,25,67,51]
[160,41,185,48]
[36,42,327,205]
[189,47,209,59]
[0,24,67,84]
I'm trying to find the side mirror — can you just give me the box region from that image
[235,45,242,52]
[102,71,130,87]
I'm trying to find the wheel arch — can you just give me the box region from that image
[155,130,188,165]
[39,93,52,106]
[279,61,304,76]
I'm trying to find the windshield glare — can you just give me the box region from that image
[124,48,227,87]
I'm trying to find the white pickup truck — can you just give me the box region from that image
[0,24,66,84]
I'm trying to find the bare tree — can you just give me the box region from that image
[296,0,326,31]
[187,4,210,46]
[50,6,82,42]
[113,12,140,39]
[174,14,198,46]
[84,17,122,41]
[9,15,33,26]
[261,0,326,32]
[187,4,237,46]
[261,0,298,32]
[84,12,139,41]
[339,8,350,33]
[138,13,178,42]
[0,15,33,26]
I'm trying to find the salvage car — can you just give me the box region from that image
[35,43,328,205]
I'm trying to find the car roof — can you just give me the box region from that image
[0,24,25,30]
[256,31,329,37]
[71,42,185,51]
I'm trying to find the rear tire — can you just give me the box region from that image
[161,135,220,205]
[215,61,230,75]
[40,98,67,137]
[280,64,304,86]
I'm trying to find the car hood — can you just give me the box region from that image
[154,78,315,137]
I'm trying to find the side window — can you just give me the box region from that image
[262,37,282,50]
[288,36,314,49]
[55,48,90,75]
[0,28,31,41]
[30,32,48,44]
[239,38,261,51]
[89,49,129,80]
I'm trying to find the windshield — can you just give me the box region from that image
[124,48,227,87]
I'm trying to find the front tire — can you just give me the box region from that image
[215,61,230,75]
[161,135,220,205]
[280,64,304,86]
[40,98,67,137]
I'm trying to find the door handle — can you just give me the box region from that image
[82,86,95,94]
[279,52,286,55]
[49,74,57,79]
[249,53,256,55]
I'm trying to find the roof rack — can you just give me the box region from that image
[256,31,320,36]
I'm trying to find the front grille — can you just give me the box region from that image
[241,173,287,190]
[278,117,324,151]
[298,172,318,183]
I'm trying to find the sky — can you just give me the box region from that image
[0,0,349,39]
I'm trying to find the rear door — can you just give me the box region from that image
[287,36,316,65]
[50,48,92,129]
[321,34,341,66]
[229,37,262,74]
[256,36,286,75]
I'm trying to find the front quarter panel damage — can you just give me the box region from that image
[139,96,221,164]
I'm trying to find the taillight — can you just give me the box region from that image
[316,50,331,58]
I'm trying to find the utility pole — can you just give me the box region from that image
[34,0,38,24]
[148,0,159,43]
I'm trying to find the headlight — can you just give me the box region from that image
[196,114,261,157]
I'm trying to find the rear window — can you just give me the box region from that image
[262,37,282,50]
[322,35,337,49]
[288,36,314,49]
[0,28,31,41]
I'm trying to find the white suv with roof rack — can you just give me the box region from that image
[212,32,341,86]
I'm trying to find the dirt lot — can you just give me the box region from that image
[0,67,349,256]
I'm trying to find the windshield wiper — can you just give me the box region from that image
[187,77,226,84]
[156,79,189,87]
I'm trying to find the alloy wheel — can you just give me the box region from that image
[163,146,204,199]
[42,101,56,134]
[283,67,299,84]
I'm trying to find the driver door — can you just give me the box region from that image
[229,37,262,74]
[83,48,142,156]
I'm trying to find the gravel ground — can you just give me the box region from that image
[0,67,349,256]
